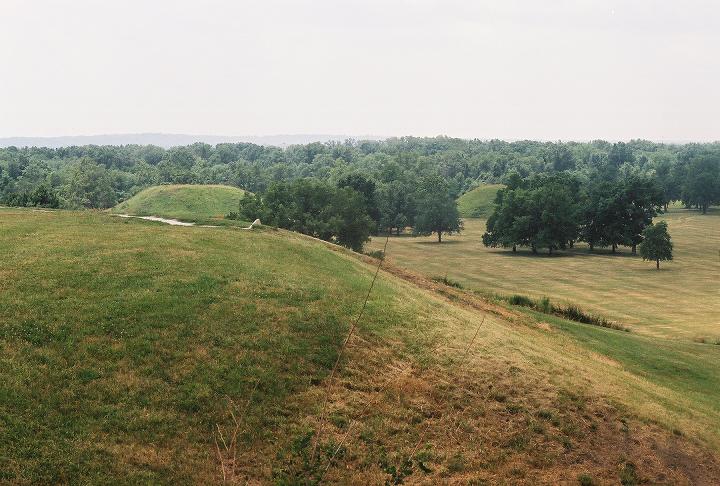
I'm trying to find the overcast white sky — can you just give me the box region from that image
[1,0,718,141]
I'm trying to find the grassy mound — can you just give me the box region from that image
[113,184,246,222]
[1,207,719,484]
[457,183,504,218]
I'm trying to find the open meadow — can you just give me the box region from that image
[2,206,720,484]
[369,208,720,342]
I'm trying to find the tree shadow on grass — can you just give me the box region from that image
[492,250,575,258]
[414,240,463,246]
[491,248,641,259]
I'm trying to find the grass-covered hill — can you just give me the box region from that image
[457,183,504,218]
[112,184,246,222]
[2,207,720,484]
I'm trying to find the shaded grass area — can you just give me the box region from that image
[0,208,418,483]
[456,183,504,218]
[112,184,246,222]
[368,209,720,341]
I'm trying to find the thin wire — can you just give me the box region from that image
[310,234,391,464]
[408,314,485,459]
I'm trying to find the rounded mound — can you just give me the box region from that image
[113,184,246,222]
[457,183,504,218]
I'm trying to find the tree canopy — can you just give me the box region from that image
[639,221,673,269]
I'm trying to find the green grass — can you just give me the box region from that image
[369,208,720,341]
[456,183,504,218]
[517,307,720,418]
[112,184,246,222]
[0,208,419,483]
[2,207,720,483]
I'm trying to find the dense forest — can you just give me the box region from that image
[1,137,718,251]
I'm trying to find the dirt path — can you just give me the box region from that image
[114,214,197,226]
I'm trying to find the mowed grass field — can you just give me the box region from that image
[112,184,246,222]
[369,208,720,341]
[2,207,720,483]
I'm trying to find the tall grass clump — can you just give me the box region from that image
[432,275,464,289]
[504,295,629,332]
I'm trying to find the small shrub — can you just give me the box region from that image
[432,276,463,288]
[578,473,595,486]
[508,294,534,307]
[365,249,385,260]
[538,296,552,313]
[619,461,639,485]
[446,452,466,473]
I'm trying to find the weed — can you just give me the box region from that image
[366,249,386,260]
[578,473,595,485]
[619,461,639,485]
[446,453,466,473]
[432,275,463,289]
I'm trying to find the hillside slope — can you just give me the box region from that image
[457,183,504,218]
[112,184,246,222]
[1,207,719,484]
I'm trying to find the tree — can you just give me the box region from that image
[483,174,579,254]
[377,180,416,235]
[413,176,462,243]
[62,158,117,208]
[639,221,673,269]
[621,174,663,254]
[483,187,528,252]
[329,187,375,251]
[529,175,579,254]
[237,179,374,251]
[337,173,380,227]
[682,152,720,214]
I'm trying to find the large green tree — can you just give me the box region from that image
[622,174,664,254]
[682,152,720,214]
[414,176,462,243]
[639,221,673,269]
[483,174,579,254]
[62,158,117,208]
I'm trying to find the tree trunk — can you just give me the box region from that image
[656,259,660,270]
[664,203,668,212]
[589,242,594,251]
[512,244,517,253]
[548,247,553,255]
[396,227,400,236]
[612,243,617,253]
[631,244,637,255]
[531,244,537,254]
[703,204,708,214]
[437,232,442,243]
[569,241,574,248]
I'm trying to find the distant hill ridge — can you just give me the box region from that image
[0,133,386,149]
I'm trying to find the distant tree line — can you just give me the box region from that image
[1,139,718,213]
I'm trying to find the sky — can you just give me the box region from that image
[1,0,718,141]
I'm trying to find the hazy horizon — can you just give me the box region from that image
[2,0,719,141]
